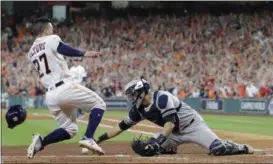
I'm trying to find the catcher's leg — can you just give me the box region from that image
[177,121,254,156]
[209,139,254,156]
[187,122,254,156]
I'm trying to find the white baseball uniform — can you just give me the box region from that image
[27,35,106,137]
[70,65,87,84]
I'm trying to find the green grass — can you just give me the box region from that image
[203,115,273,136]
[104,111,127,117]
[103,110,273,136]
[2,109,273,146]
[1,109,138,146]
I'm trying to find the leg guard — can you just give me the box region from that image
[209,139,249,156]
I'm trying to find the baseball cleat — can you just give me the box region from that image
[244,145,254,154]
[79,138,105,155]
[27,134,43,159]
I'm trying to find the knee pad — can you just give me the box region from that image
[209,139,230,156]
[65,122,78,138]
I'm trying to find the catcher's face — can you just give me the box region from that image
[126,91,146,109]
[125,89,138,102]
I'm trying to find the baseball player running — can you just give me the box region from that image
[26,17,106,158]
[96,78,254,156]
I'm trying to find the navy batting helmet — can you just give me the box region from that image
[5,105,27,129]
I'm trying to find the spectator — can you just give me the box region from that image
[1,9,273,100]
[246,83,259,98]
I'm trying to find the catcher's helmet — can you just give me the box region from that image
[124,77,150,108]
[5,105,27,129]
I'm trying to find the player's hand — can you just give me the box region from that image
[84,51,102,58]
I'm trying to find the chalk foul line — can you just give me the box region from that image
[33,113,155,136]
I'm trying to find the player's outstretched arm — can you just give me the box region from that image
[162,121,175,137]
[96,125,123,144]
[147,116,175,148]
[97,120,134,144]
[56,42,101,58]
[84,51,102,58]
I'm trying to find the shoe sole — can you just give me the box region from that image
[79,141,105,155]
[27,135,40,159]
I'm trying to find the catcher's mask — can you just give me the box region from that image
[5,105,27,129]
[124,78,150,109]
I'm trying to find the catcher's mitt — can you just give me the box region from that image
[131,135,161,157]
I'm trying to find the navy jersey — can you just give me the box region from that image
[123,91,199,133]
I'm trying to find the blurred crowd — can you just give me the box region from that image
[1,11,273,102]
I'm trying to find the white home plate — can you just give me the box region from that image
[115,154,131,157]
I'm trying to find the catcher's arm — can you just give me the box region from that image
[157,94,177,137]
[97,117,138,144]
[162,121,175,136]
[97,125,123,144]
[97,107,142,144]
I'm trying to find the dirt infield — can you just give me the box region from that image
[3,113,273,163]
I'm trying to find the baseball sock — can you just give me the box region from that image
[42,128,71,147]
[84,108,104,139]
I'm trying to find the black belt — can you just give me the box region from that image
[46,81,64,91]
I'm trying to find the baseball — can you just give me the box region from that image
[81,148,89,155]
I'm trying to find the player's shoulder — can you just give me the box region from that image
[45,35,61,42]
[154,91,173,109]
[154,90,173,100]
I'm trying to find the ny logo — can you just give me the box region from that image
[144,107,150,112]
[12,116,18,122]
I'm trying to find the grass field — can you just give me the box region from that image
[2,109,273,146]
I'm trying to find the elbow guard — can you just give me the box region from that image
[119,120,132,131]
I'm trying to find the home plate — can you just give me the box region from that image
[115,154,131,157]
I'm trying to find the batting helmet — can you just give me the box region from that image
[5,105,27,129]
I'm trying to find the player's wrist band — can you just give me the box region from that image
[98,133,109,143]
[157,134,167,145]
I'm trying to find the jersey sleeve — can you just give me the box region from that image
[156,94,177,118]
[124,106,142,126]
[47,35,62,52]
[119,106,143,131]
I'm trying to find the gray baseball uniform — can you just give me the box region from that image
[123,90,219,152]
